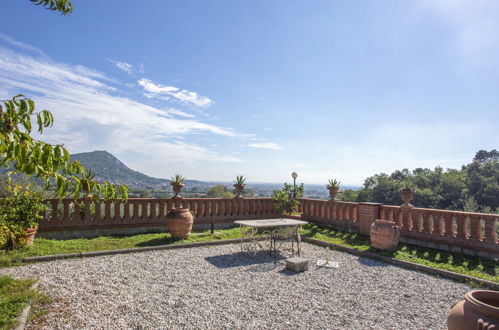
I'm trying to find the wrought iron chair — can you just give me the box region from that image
[271,226,301,261]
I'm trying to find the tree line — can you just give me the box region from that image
[339,150,499,213]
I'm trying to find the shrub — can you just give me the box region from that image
[272,183,304,215]
[0,184,47,250]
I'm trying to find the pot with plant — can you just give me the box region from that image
[0,184,47,249]
[326,179,341,200]
[170,174,185,198]
[233,175,246,198]
[399,182,415,206]
[81,169,96,198]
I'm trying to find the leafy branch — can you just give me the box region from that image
[0,95,128,200]
[29,0,73,15]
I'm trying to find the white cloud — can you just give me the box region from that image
[0,42,242,178]
[108,59,133,74]
[138,78,214,108]
[249,143,283,150]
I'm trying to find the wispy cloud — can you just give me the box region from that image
[0,38,242,178]
[138,78,214,108]
[249,142,283,150]
[108,59,133,74]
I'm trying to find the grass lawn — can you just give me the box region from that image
[0,224,497,284]
[0,227,243,268]
[0,276,49,329]
[301,224,499,284]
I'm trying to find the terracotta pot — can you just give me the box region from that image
[399,189,414,206]
[233,184,245,198]
[171,183,185,197]
[370,220,400,250]
[166,207,194,239]
[25,227,38,247]
[448,290,499,330]
[327,187,339,200]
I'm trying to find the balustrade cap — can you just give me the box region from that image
[358,202,383,206]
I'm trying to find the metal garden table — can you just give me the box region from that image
[234,219,308,259]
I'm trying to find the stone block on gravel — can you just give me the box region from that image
[285,257,310,272]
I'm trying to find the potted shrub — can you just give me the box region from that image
[398,182,415,206]
[326,179,341,200]
[0,184,47,249]
[170,174,185,197]
[233,175,246,198]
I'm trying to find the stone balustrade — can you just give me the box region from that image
[39,196,498,258]
[39,197,280,231]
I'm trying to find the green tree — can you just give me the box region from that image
[207,185,234,198]
[30,0,72,15]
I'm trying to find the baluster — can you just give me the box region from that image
[470,215,482,241]
[93,200,101,222]
[62,199,70,221]
[73,200,82,222]
[49,199,58,221]
[112,201,120,221]
[483,216,498,244]
[422,211,433,234]
[456,214,468,239]
[412,209,422,232]
[103,200,112,221]
[434,212,444,236]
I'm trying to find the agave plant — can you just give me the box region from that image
[399,181,416,192]
[81,169,97,197]
[234,175,246,185]
[327,179,341,189]
[171,174,185,185]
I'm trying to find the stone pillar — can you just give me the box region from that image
[401,204,414,231]
[358,202,383,235]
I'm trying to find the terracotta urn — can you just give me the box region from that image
[166,207,194,239]
[370,220,400,250]
[327,187,340,200]
[233,183,245,198]
[399,189,414,206]
[171,183,185,197]
[448,290,499,330]
[25,227,38,246]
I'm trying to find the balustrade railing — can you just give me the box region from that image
[380,206,498,246]
[297,198,359,229]
[40,198,280,230]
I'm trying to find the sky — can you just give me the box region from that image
[0,0,498,185]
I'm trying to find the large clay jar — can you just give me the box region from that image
[370,220,400,250]
[166,207,194,239]
[233,184,245,198]
[25,227,38,246]
[448,290,499,330]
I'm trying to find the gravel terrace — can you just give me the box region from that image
[1,242,470,329]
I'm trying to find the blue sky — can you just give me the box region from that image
[1,0,498,185]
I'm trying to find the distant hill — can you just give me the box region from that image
[71,151,171,190]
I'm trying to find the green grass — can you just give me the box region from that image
[0,227,243,268]
[1,224,497,284]
[301,224,498,283]
[0,276,49,329]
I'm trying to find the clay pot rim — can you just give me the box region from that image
[26,227,38,232]
[465,290,499,316]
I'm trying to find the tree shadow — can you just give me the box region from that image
[357,256,389,267]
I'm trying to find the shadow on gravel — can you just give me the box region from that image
[205,251,280,269]
[357,256,389,267]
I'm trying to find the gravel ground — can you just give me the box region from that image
[1,242,470,329]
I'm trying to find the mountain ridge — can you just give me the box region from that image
[71,150,172,190]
